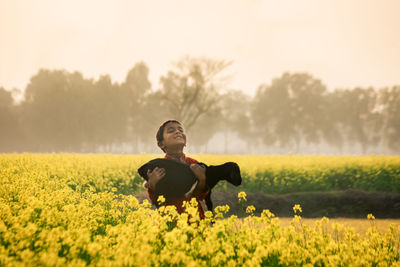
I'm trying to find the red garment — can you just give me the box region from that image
[147,154,209,219]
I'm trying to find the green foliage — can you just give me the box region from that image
[2,154,399,197]
[201,155,400,194]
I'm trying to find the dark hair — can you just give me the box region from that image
[156,120,182,143]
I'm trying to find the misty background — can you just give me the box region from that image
[1,1,400,154]
[1,57,399,154]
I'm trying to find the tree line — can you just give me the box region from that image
[1,57,399,154]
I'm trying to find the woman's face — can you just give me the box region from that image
[159,122,187,151]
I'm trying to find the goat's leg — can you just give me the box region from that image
[205,191,213,212]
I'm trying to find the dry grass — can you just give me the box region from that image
[277,217,400,236]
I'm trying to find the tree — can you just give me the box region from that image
[121,62,152,151]
[0,87,21,152]
[136,91,170,152]
[322,90,347,152]
[328,87,381,154]
[253,72,328,152]
[22,69,84,151]
[90,74,130,151]
[159,56,232,131]
[379,86,400,152]
[187,108,222,152]
[219,90,253,153]
[22,69,112,152]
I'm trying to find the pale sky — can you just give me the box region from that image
[1,0,400,97]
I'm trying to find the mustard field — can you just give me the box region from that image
[1,154,400,266]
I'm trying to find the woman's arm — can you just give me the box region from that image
[189,164,209,198]
[147,167,166,192]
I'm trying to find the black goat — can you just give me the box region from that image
[137,158,242,211]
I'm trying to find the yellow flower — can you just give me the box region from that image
[293,204,302,214]
[2,153,400,266]
[157,195,166,205]
[261,209,275,219]
[246,205,255,214]
[238,191,247,202]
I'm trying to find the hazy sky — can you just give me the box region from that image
[1,0,400,97]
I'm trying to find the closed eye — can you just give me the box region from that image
[167,126,184,133]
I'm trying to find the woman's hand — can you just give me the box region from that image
[190,164,208,196]
[147,167,165,191]
[190,164,206,182]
